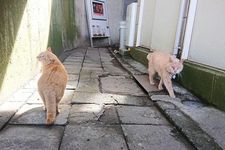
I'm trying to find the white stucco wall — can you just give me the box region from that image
[74,0,124,47]
[188,0,225,70]
[108,0,124,46]
[151,0,181,53]
[137,0,156,48]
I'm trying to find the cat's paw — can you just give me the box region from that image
[150,81,156,85]
[158,85,163,90]
[46,114,55,125]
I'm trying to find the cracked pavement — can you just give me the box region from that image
[0,47,195,150]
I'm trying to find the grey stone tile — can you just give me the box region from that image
[60,90,75,104]
[0,125,64,150]
[100,76,146,96]
[66,80,78,90]
[72,92,152,106]
[76,79,100,93]
[60,124,128,150]
[112,95,153,106]
[117,106,169,125]
[69,104,104,124]
[122,125,194,150]
[8,90,33,102]
[65,66,81,74]
[72,92,114,104]
[68,74,79,81]
[83,63,102,68]
[103,65,129,75]
[26,92,42,104]
[10,104,70,125]
[133,74,160,93]
[98,105,119,124]
[0,102,24,129]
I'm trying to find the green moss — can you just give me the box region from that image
[130,47,148,66]
[128,47,225,112]
[48,0,77,56]
[178,61,225,112]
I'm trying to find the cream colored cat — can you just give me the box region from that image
[147,51,183,98]
[37,47,68,125]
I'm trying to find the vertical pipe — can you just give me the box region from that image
[181,0,198,59]
[173,0,187,56]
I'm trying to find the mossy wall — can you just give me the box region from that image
[0,0,77,100]
[178,62,225,112]
[130,47,225,112]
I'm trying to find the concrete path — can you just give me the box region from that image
[0,47,196,150]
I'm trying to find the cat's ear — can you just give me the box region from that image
[47,47,52,52]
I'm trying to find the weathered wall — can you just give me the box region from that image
[188,0,225,70]
[0,0,52,100]
[137,0,156,48]
[136,0,180,53]
[0,0,77,100]
[74,0,125,47]
[48,0,77,55]
[151,0,181,53]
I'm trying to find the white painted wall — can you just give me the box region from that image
[74,0,124,47]
[188,0,225,70]
[137,0,156,48]
[151,0,181,53]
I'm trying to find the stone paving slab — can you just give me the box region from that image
[117,106,169,125]
[151,95,223,150]
[103,65,129,76]
[180,104,225,149]
[60,124,128,150]
[133,74,160,94]
[66,80,78,90]
[76,79,100,93]
[79,70,103,81]
[100,76,146,96]
[98,105,119,124]
[68,104,104,124]
[82,63,102,68]
[7,90,34,102]
[10,104,71,125]
[122,125,194,150]
[72,92,152,106]
[0,102,24,130]
[0,125,64,150]
[27,90,74,105]
[65,66,81,74]
[68,74,79,81]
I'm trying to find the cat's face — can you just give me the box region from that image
[171,59,184,74]
[37,48,55,65]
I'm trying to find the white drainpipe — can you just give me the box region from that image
[173,0,187,56]
[181,0,198,59]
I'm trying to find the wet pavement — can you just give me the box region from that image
[0,47,223,150]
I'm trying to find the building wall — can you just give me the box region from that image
[137,0,156,49]
[108,0,124,46]
[74,0,124,47]
[151,0,181,53]
[0,0,77,100]
[136,0,180,53]
[188,0,225,70]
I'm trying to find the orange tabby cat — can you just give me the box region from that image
[147,51,183,98]
[37,47,68,125]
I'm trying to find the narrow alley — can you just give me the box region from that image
[0,47,195,150]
